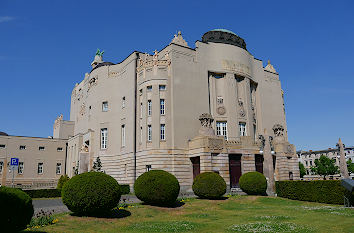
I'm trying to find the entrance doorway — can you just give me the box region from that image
[255,154,264,173]
[190,157,200,180]
[229,154,242,188]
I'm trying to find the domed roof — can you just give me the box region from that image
[210,29,238,36]
[0,131,8,136]
[202,29,247,50]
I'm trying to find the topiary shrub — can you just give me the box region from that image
[0,187,34,232]
[239,171,267,195]
[62,172,121,216]
[192,172,227,199]
[134,170,180,206]
[57,174,70,190]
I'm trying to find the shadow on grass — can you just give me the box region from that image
[70,209,131,219]
[196,196,229,200]
[23,231,46,233]
[141,200,185,208]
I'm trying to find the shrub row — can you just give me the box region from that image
[120,184,130,195]
[276,180,354,205]
[24,188,62,198]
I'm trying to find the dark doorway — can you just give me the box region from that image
[229,154,242,188]
[255,154,264,173]
[190,157,200,180]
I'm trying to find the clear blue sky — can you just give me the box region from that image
[1,0,353,150]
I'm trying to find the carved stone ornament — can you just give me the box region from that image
[272,124,284,137]
[287,144,293,154]
[79,103,86,116]
[264,60,277,73]
[170,31,189,47]
[198,113,215,136]
[217,106,226,115]
[208,138,224,150]
[238,99,246,117]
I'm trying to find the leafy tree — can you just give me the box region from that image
[310,155,339,180]
[299,162,306,178]
[57,175,70,189]
[92,156,103,172]
[347,159,354,175]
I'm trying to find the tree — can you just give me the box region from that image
[347,159,354,175]
[299,162,306,178]
[92,156,103,172]
[57,174,70,189]
[310,155,339,180]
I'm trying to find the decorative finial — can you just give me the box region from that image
[265,59,277,73]
[268,60,271,65]
[170,30,189,47]
[95,48,104,57]
[153,50,158,55]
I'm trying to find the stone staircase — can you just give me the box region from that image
[230,187,247,195]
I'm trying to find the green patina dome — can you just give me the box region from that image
[210,29,238,36]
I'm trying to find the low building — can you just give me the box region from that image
[297,146,354,179]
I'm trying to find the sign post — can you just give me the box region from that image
[10,158,19,188]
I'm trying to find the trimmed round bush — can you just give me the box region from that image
[192,172,227,199]
[0,187,34,232]
[134,170,180,206]
[62,172,121,215]
[239,171,267,195]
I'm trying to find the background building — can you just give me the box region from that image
[67,29,299,192]
[0,131,68,189]
[297,145,354,180]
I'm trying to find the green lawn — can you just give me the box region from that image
[26,196,354,233]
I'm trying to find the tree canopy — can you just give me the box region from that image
[310,155,339,179]
[299,162,306,178]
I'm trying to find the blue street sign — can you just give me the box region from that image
[10,158,19,166]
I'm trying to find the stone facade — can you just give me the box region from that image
[66,29,300,192]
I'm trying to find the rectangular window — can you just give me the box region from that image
[147,85,152,91]
[57,147,63,152]
[56,163,62,174]
[0,161,3,173]
[102,101,108,112]
[239,122,246,136]
[140,127,143,144]
[37,163,43,174]
[306,161,308,166]
[217,96,223,104]
[148,100,152,116]
[310,160,313,166]
[160,99,165,115]
[216,121,227,140]
[39,146,45,151]
[121,125,126,147]
[122,96,125,108]
[140,103,143,118]
[18,162,24,174]
[159,85,166,90]
[19,145,26,150]
[100,128,108,149]
[146,165,152,172]
[147,125,152,142]
[0,144,5,149]
[160,124,165,140]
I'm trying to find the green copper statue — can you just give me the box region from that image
[95,48,104,57]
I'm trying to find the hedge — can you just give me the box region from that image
[24,189,61,198]
[276,180,354,205]
[120,184,130,195]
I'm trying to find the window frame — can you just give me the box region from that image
[239,122,247,136]
[121,124,126,147]
[0,161,3,173]
[56,163,62,175]
[159,85,166,91]
[160,99,165,115]
[147,100,152,116]
[100,128,108,150]
[57,147,63,152]
[216,121,228,140]
[39,146,45,151]
[19,145,26,150]
[37,162,43,174]
[18,162,24,174]
[160,124,166,141]
[102,101,109,112]
[147,125,152,142]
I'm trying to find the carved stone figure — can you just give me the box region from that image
[272,124,284,137]
[238,99,246,117]
[337,138,349,179]
[95,48,104,57]
[198,113,215,136]
[262,129,275,195]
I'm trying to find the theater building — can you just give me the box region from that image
[66,29,300,192]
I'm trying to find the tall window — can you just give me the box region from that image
[147,125,152,142]
[160,124,165,140]
[216,121,227,140]
[0,161,3,173]
[160,99,165,115]
[239,122,246,136]
[18,162,24,174]
[140,103,143,118]
[102,101,108,112]
[101,128,108,149]
[122,96,126,108]
[37,163,43,174]
[56,163,62,174]
[140,127,143,143]
[121,125,126,147]
[147,100,152,116]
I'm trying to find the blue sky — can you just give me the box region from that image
[0,0,353,150]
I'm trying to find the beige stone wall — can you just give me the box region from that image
[0,135,67,188]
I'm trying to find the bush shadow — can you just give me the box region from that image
[141,200,185,208]
[196,196,229,200]
[70,209,131,219]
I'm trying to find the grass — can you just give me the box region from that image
[25,196,354,233]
